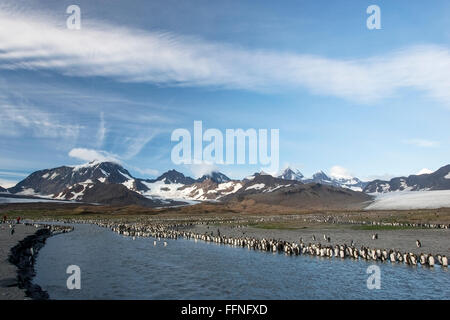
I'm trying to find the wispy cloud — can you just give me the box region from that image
[0,8,449,106]
[131,166,159,177]
[363,173,397,182]
[96,112,106,147]
[0,171,28,177]
[0,103,82,139]
[121,130,161,160]
[403,138,440,148]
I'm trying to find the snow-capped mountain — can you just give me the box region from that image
[363,164,450,193]
[275,167,367,191]
[5,161,168,206]
[141,171,239,202]
[4,161,450,209]
[228,173,299,198]
[329,176,367,192]
[223,173,371,210]
[147,169,196,185]
[277,168,304,181]
[0,186,7,193]
[8,161,145,196]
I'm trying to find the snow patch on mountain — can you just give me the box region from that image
[265,184,291,192]
[49,172,60,180]
[72,160,102,171]
[246,183,265,191]
[142,180,196,201]
[217,181,243,194]
[16,188,40,196]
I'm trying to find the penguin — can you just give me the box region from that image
[410,253,417,266]
[416,240,421,248]
[420,253,426,265]
[428,254,435,267]
[389,251,396,263]
[442,255,448,267]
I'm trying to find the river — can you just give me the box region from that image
[33,223,450,299]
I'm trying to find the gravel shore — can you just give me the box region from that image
[185,224,450,257]
[0,223,43,300]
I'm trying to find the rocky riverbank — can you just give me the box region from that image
[0,223,72,300]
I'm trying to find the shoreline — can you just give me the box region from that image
[8,227,53,300]
[0,223,73,300]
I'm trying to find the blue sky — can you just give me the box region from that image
[0,0,449,187]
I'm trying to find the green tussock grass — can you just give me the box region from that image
[350,224,420,231]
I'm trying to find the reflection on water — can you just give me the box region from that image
[33,224,450,299]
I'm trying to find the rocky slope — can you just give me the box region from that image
[223,174,372,210]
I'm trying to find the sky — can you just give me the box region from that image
[0,0,449,187]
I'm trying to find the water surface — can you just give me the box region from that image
[33,224,450,299]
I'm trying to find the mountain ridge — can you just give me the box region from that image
[4,161,450,208]
[364,164,450,193]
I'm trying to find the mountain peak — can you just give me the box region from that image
[277,167,304,181]
[155,170,195,184]
[312,171,331,181]
[197,171,230,184]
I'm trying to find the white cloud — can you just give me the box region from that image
[417,168,433,175]
[329,165,353,180]
[0,9,449,105]
[188,163,218,178]
[0,178,18,188]
[404,139,440,148]
[68,148,121,163]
